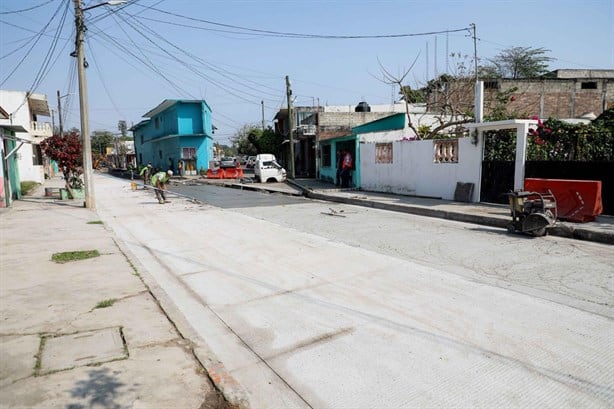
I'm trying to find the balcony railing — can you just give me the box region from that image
[30,121,52,137]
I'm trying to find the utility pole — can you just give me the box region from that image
[56,90,64,137]
[471,23,478,83]
[51,109,55,135]
[73,0,126,208]
[261,100,265,131]
[74,0,95,208]
[285,75,295,179]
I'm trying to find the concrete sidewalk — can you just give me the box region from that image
[0,179,228,408]
[186,176,614,245]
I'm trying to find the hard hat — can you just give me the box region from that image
[167,170,173,176]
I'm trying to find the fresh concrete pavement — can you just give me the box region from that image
[1,173,613,408]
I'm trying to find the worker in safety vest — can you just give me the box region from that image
[341,150,353,188]
[139,163,152,189]
[151,170,173,204]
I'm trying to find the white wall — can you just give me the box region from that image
[360,137,483,201]
[0,90,43,183]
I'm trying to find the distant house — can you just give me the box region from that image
[427,69,614,120]
[0,90,52,187]
[130,99,214,175]
[274,102,409,178]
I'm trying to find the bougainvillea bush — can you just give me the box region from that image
[527,115,613,161]
[484,109,614,161]
[40,132,83,189]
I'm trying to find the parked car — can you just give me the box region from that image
[254,154,286,183]
[219,157,236,168]
[246,156,256,168]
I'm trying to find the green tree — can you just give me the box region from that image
[117,120,128,137]
[91,131,113,155]
[399,85,425,103]
[232,124,282,156]
[483,46,554,79]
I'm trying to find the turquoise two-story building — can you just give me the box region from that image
[131,99,214,175]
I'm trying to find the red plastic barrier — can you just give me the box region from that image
[524,178,603,222]
[224,168,239,178]
[206,168,225,179]
[223,166,244,179]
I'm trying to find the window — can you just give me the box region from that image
[159,150,162,159]
[433,139,458,163]
[375,143,393,164]
[484,80,499,90]
[182,147,196,159]
[154,117,159,129]
[322,144,331,167]
[581,81,597,90]
[140,135,144,145]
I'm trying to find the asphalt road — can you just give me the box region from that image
[97,175,614,408]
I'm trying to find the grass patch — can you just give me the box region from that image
[51,249,100,263]
[94,298,116,309]
[20,181,40,195]
[87,220,104,225]
[34,335,46,376]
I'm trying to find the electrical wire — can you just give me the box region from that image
[0,0,67,87]
[138,4,470,40]
[0,0,57,15]
[86,36,125,120]
[6,0,70,117]
[108,10,280,105]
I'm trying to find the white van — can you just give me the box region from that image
[254,154,286,183]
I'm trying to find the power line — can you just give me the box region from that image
[0,0,67,87]
[140,4,470,40]
[86,36,125,119]
[111,9,281,105]
[0,0,57,15]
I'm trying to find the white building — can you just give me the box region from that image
[0,90,52,183]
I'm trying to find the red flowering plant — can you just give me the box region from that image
[40,132,84,195]
[526,116,603,161]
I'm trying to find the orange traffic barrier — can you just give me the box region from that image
[206,168,225,179]
[524,178,603,222]
[224,167,240,178]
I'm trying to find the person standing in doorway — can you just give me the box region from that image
[336,150,343,187]
[151,170,173,204]
[341,150,353,188]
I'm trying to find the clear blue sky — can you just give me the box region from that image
[1,0,612,144]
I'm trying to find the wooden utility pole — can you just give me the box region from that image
[285,75,295,179]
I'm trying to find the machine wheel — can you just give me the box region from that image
[529,227,547,237]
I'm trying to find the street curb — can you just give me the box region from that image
[108,228,251,409]
[301,190,614,245]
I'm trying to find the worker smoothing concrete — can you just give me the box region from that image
[151,170,172,204]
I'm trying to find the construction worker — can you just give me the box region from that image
[151,170,173,204]
[139,163,152,189]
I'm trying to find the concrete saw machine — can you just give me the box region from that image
[506,190,558,237]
